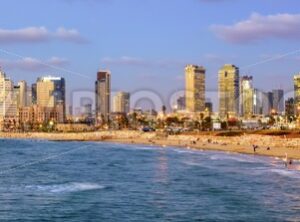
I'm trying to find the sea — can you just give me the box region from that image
[0,139,299,221]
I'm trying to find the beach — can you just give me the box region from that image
[1,131,300,160]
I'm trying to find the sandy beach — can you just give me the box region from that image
[1,131,300,160]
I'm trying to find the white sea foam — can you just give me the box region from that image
[209,154,264,164]
[170,148,198,154]
[26,182,105,193]
[183,161,203,167]
[269,169,300,178]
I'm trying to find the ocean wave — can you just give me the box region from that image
[170,148,199,154]
[183,161,203,167]
[269,169,300,178]
[25,182,105,193]
[107,143,161,151]
[209,154,265,164]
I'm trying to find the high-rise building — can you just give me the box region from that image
[253,89,270,116]
[267,92,274,114]
[261,92,271,115]
[240,76,254,117]
[18,81,27,107]
[113,92,130,113]
[218,64,240,118]
[31,83,37,105]
[176,96,186,111]
[185,65,205,112]
[95,70,111,121]
[0,70,18,130]
[294,74,300,115]
[26,86,32,107]
[253,89,262,115]
[285,98,295,119]
[272,89,284,114]
[36,76,65,108]
[36,76,66,121]
[83,104,93,118]
[13,85,20,108]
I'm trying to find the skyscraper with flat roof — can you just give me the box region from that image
[36,76,66,121]
[267,92,274,114]
[272,89,284,114]
[240,76,254,118]
[95,70,111,121]
[31,83,37,105]
[285,97,295,119]
[294,74,300,115]
[18,81,27,108]
[218,64,239,118]
[113,92,130,113]
[0,70,18,130]
[37,76,65,108]
[185,65,205,113]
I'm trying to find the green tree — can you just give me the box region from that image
[221,121,228,130]
[203,116,212,131]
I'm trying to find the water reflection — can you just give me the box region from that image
[154,149,169,184]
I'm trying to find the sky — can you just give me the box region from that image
[0,0,300,111]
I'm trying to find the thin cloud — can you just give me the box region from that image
[0,27,87,44]
[47,57,70,66]
[211,13,300,43]
[55,27,87,43]
[0,57,70,72]
[0,27,49,43]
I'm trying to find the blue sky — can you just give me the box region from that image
[0,0,300,110]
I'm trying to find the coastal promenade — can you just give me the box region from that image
[1,131,300,159]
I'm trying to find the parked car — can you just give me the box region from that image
[141,126,155,132]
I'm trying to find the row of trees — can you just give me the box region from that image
[2,120,56,132]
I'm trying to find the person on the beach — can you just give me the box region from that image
[267,147,270,151]
[284,153,288,168]
[253,145,257,153]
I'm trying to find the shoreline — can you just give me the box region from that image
[1,131,300,160]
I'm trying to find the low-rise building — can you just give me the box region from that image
[19,104,65,126]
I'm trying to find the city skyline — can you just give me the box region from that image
[2,2,300,221]
[0,0,299,111]
[0,65,290,117]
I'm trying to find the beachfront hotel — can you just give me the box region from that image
[0,70,18,130]
[36,76,66,108]
[185,65,206,113]
[240,76,254,118]
[218,64,240,119]
[95,70,111,122]
[113,92,130,114]
[36,76,66,121]
[17,81,28,108]
[294,74,300,116]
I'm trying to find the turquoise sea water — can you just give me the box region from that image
[0,139,300,221]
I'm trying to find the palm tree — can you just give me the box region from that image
[162,105,167,116]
